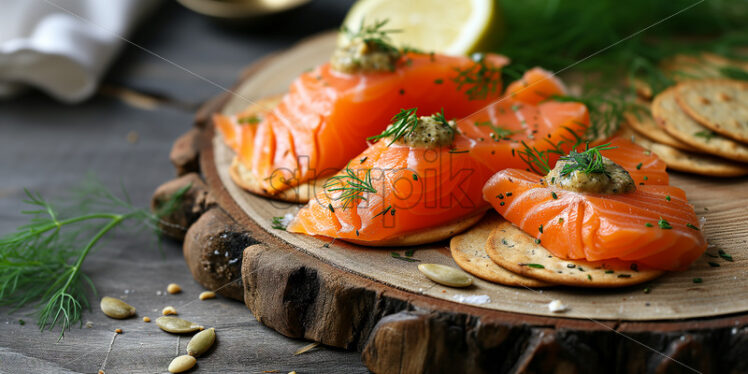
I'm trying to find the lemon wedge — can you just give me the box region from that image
[341,0,502,55]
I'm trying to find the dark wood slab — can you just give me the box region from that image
[152,32,748,374]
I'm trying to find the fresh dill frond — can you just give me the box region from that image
[324,164,377,210]
[367,108,419,145]
[452,53,503,100]
[341,18,401,54]
[0,178,188,340]
[558,143,616,176]
[516,127,586,175]
[517,141,554,175]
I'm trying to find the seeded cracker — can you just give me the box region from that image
[485,220,664,288]
[619,126,748,177]
[652,87,748,162]
[623,106,696,151]
[675,80,748,144]
[450,214,551,287]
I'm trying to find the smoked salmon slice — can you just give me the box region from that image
[215,52,509,196]
[287,90,590,245]
[482,139,705,271]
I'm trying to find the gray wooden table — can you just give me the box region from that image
[0,1,368,373]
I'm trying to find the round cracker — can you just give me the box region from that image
[449,213,551,288]
[652,86,748,162]
[485,221,664,288]
[230,158,327,203]
[675,79,748,143]
[623,108,696,151]
[343,211,487,247]
[619,126,748,177]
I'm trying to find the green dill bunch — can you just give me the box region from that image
[368,108,455,147]
[0,178,188,340]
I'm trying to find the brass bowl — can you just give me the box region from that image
[177,0,311,20]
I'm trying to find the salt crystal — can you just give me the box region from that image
[452,294,491,305]
[548,300,568,313]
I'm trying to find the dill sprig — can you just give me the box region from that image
[452,53,503,100]
[341,19,401,55]
[0,177,188,340]
[516,127,586,175]
[552,92,647,140]
[367,108,419,145]
[558,143,617,176]
[324,164,377,210]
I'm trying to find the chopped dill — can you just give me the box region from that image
[657,217,672,230]
[476,121,516,141]
[452,53,503,100]
[694,130,716,142]
[271,216,287,230]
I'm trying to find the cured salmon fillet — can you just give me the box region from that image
[286,134,496,245]
[482,141,705,271]
[504,67,567,105]
[215,53,509,195]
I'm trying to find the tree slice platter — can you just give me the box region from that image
[155,31,748,373]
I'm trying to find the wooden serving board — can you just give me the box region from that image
[154,31,748,373]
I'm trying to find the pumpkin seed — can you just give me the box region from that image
[187,327,215,356]
[417,263,473,287]
[168,355,196,373]
[156,316,203,334]
[162,306,177,315]
[100,296,136,319]
[167,283,182,294]
[198,291,216,300]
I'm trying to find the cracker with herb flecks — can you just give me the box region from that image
[623,105,696,152]
[450,213,552,288]
[675,80,748,144]
[652,87,748,162]
[485,220,664,288]
[619,126,748,177]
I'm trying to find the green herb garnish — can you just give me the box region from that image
[559,143,616,176]
[524,263,545,269]
[367,108,418,145]
[686,223,699,231]
[718,249,733,262]
[341,19,400,56]
[708,261,720,267]
[452,53,502,100]
[0,178,187,340]
[271,216,287,230]
[238,115,261,125]
[694,130,716,142]
[391,252,420,262]
[645,222,653,228]
[324,165,377,210]
[658,217,672,229]
[693,277,703,284]
[476,121,516,141]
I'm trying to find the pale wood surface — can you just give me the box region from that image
[0,1,368,373]
[215,31,748,321]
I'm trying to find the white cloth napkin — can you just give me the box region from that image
[0,0,159,103]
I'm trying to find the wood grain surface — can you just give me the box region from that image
[0,1,368,373]
[213,31,748,321]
